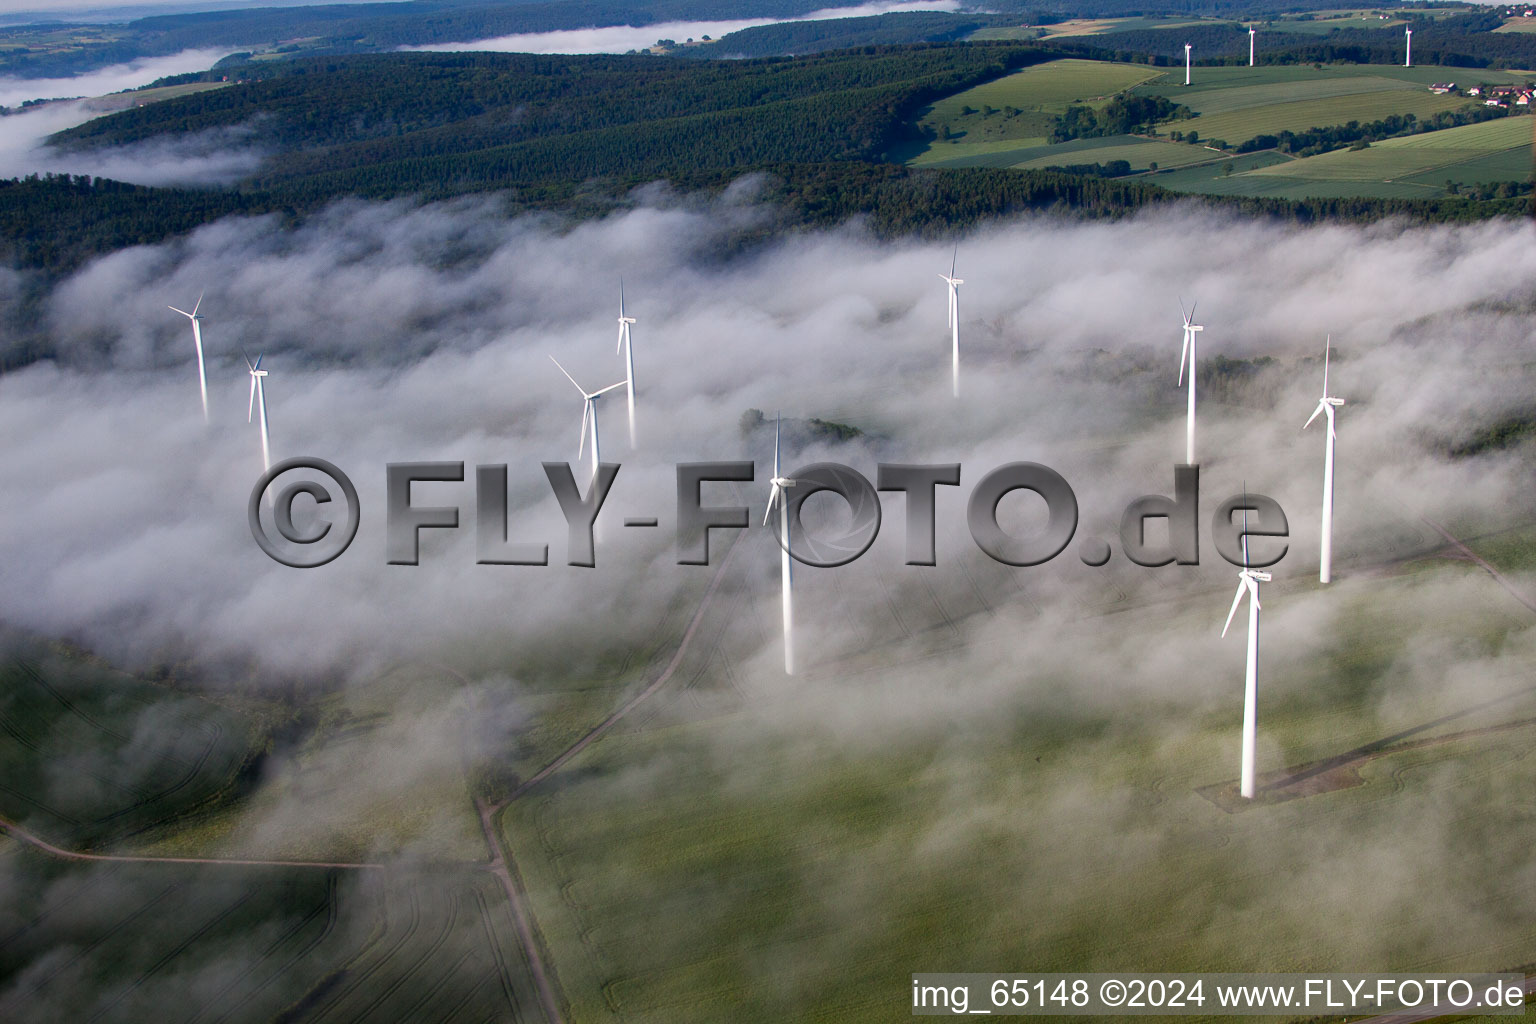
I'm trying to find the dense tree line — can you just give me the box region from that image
[1063,10,1536,69]
[1051,94,1190,142]
[55,46,1066,200]
[1235,105,1512,156]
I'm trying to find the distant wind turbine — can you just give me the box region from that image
[1405,27,1412,67]
[1222,503,1271,800]
[550,355,625,485]
[245,352,271,473]
[939,247,963,398]
[1303,336,1345,584]
[764,412,797,675]
[1249,27,1256,66]
[1184,43,1193,86]
[1177,300,1203,465]
[168,292,209,422]
[616,282,637,448]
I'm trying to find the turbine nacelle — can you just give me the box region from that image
[764,477,797,525]
[1220,568,1270,637]
[245,353,268,422]
[168,291,204,322]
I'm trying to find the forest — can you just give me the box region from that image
[2,36,1531,287]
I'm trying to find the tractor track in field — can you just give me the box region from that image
[305,885,422,1023]
[347,890,462,1022]
[503,533,741,804]
[0,813,386,870]
[0,881,183,1014]
[206,877,346,1024]
[194,884,336,1024]
[1423,517,1536,615]
[87,890,257,1022]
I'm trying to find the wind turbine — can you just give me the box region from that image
[1303,336,1345,584]
[245,352,271,473]
[1248,27,1256,67]
[764,412,797,675]
[1404,27,1412,67]
[168,292,209,422]
[939,247,963,398]
[1177,300,1203,465]
[1222,504,1271,800]
[1184,43,1193,86]
[616,282,637,448]
[550,355,625,485]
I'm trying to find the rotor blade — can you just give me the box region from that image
[1245,574,1261,611]
[591,381,626,397]
[764,483,781,526]
[1188,301,1196,322]
[950,244,957,279]
[619,279,625,318]
[1221,580,1246,637]
[1179,330,1190,385]
[1322,334,1331,397]
[248,375,256,422]
[579,401,590,459]
[1178,296,1189,325]
[191,290,203,317]
[1303,400,1325,430]
[241,349,254,371]
[549,355,583,392]
[252,353,263,371]
[168,305,191,318]
[617,322,626,355]
[774,412,782,480]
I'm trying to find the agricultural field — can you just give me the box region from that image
[901,59,1168,165]
[903,59,1535,196]
[0,857,543,1023]
[1267,10,1409,33]
[1134,65,1503,147]
[0,639,273,850]
[1031,17,1223,39]
[1163,115,1534,199]
[499,528,1536,1022]
[79,82,230,115]
[1495,16,1536,34]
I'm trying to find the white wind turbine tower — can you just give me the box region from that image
[1177,300,1203,464]
[1184,43,1193,85]
[616,282,637,447]
[245,352,271,473]
[1222,505,1271,800]
[939,246,963,398]
[168,292,209,422]
[1405,27,1412,67]
[550,355,625,485]
[1249,27,1256,66]
[1303,336,1345,584]
[764,412,797,675]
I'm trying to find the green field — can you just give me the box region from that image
[904,60,1534,198]
[0,858,543,1022]
[79,82,230,114]
[915,134,1225,172]
[1133,65,1496,147]
[498,545,1536,1021]
[1185,115,1536,198]
[0,640,271,850]
[1269,11,1407,33]
[902,59,1165,163]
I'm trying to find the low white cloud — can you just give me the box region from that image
[403,0,963,55]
